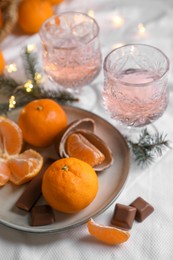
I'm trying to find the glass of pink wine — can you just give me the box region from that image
[102,44,170,134]
[39,11,102,109]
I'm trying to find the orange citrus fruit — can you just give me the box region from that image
[8,149,43,185]
[0,116,23,157]
[66,133,105,167]
[0,160,11,187]
[42,157,98,213]
[87,218,130,245]
[0,9,3,29]
[0,116,43,186]
[48,0,64,5]
[18,0,54,34]
[0,51,5,75]
[18,99,67,147]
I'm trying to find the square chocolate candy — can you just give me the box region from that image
[130,197,154,222]
[31,205,55,226]
[111,203,136,230]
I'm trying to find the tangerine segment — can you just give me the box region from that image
[42,157,98,213]
[8,149,43,185]
[87,218,130,245]
[0,160,11,187]
[66,133,105,167]
[0,116,22,156]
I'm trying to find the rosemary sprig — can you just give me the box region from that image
[127,128,170,167]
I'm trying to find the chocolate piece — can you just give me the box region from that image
[111,203,136,230]
[130,197,154,222]
[31,205,55,226]
[15,158,54,211]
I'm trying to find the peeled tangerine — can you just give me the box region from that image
[58,118,113,171]
[0,116,43,187]
[66,133,105,167]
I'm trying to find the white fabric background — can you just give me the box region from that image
[1,0,173,259]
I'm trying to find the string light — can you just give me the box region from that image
[34,72,42,84]
[5,63,17,73]
[137,23,146,36]
[112,15,125,28]
[9,96,16,109]
[24,80,34,92]
[26,44,36,53]
[88,10,95,18]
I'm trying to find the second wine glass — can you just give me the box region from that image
[102,44,170,133]
[39,11,102,109]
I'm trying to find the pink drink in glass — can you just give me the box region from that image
[43,39,101,89]
[40,12,102,91]
[103,44,170,127]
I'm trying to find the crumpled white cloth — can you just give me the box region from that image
[1,0,173,259]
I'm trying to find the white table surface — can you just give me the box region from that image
[1,0,173,259]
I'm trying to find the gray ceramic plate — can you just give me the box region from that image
[0,106,130,233]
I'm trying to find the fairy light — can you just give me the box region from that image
[137,23,146,35]
[26,44,36,53]
[112,15,125,28]
[5,63,17,73]
[88,10,95,18]
[34,72,42,84]
[9,96,16,109]
[24,80,33,92]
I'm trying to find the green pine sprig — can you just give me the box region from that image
[21,47,43,98]
[127,128,170,167]
[0,46,78,115]
[22,47,39,85]
[0,76,21,94]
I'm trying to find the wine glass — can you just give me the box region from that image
[102,44,170,134]
[39,11,102,109]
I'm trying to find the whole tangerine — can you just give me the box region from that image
[18,0,54,34]
[42,157,99,213]
[18,99,67,147]
[0,51,5,75]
